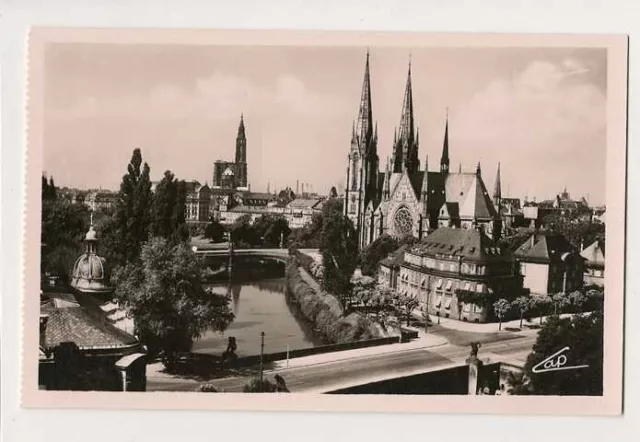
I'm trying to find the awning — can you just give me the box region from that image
[115,353,146,369]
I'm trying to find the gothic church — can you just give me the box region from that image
[344,52,502,249]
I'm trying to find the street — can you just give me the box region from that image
[148,332,537,393]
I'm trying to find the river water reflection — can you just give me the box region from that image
[192,278,325,357]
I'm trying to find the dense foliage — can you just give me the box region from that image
[41,183,90,280]
[359,234,417,276]
[541,211,605,250]
[150,170,188,243]
[320,208,358,310]
[517,311,604,395]
[287,197,344,251]
[114,238,234,361]
[203,219,226,243]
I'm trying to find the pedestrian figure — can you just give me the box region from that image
[274,374,290,392]
[495,384,506,396]
[221,336,238,367]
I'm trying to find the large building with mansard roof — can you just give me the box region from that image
[344,52,503,249]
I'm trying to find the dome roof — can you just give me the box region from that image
[71,253,112,294]
[71,216,113,294]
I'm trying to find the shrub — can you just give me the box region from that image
[242,378,277,393]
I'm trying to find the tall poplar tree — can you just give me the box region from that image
[150,170,188,243]
[113,148,153,265]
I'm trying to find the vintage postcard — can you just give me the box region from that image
[23,28,627,415]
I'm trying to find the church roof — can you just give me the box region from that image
[444,173,499,220]
[409,227,509,263]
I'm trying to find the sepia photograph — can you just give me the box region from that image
[23,28,627,414]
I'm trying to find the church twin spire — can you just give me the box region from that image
[392,61,419,174]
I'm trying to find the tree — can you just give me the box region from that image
[523,311,603,395]
[42,174,58,201]
[41,193,90,280]
[497,229,533,252]
[505,370,530,395]
[150,170,188,243]
[511,296,531,329]
[541,211,605,250]
[359,235,399,276]
[112,148,153,266]
[321,210,358,310]
[551,292,570,315]
[253,214,291,248]
[533,294,553,324]
[203,219,226,243]
[394,292,420,326]
[114,237,234,362]
[230,214,258,247]
[329,186,338,198]
[568,290,587,312]
[493,298,510,330]
[242,377,277,393]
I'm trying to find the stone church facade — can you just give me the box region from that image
[344,52,503,249]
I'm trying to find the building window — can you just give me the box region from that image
[476,283,484,293]
[464,282,471,291]
[435,294,443,308]
[449,262,456,272]
[469,264,476,274]
[463,303,471,313]
[445,280,453,292]
[444,296,452,310]
[473,304,482,313]
[436,278,443,289]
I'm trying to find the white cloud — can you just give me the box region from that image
[51,71,345,124]
[454,59,605,153]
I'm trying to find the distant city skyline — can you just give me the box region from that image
[43,44,607,205]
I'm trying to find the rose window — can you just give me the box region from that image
[393,207,413,236]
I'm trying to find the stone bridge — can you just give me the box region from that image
[194,247,319,263]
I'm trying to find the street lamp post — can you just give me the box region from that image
[260,331,265,386]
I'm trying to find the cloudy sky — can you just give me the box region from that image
[43,44,607,205]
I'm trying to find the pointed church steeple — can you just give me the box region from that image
[421,155,429,199]
[355,49,374,148]
[383,158,391,200]
[493,162,502,205]
[235,113,248,188]
[441,109,450,174]
[393,60,418,174]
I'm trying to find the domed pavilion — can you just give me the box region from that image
[70,214,113,298]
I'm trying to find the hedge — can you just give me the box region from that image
[285,257,381,344]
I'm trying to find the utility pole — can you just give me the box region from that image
[260,331,265,387]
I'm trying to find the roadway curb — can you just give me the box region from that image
[268,339,450,372]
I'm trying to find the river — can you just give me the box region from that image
[191,278,326,357]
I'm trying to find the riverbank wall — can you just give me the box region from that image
[285,254,383,344]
